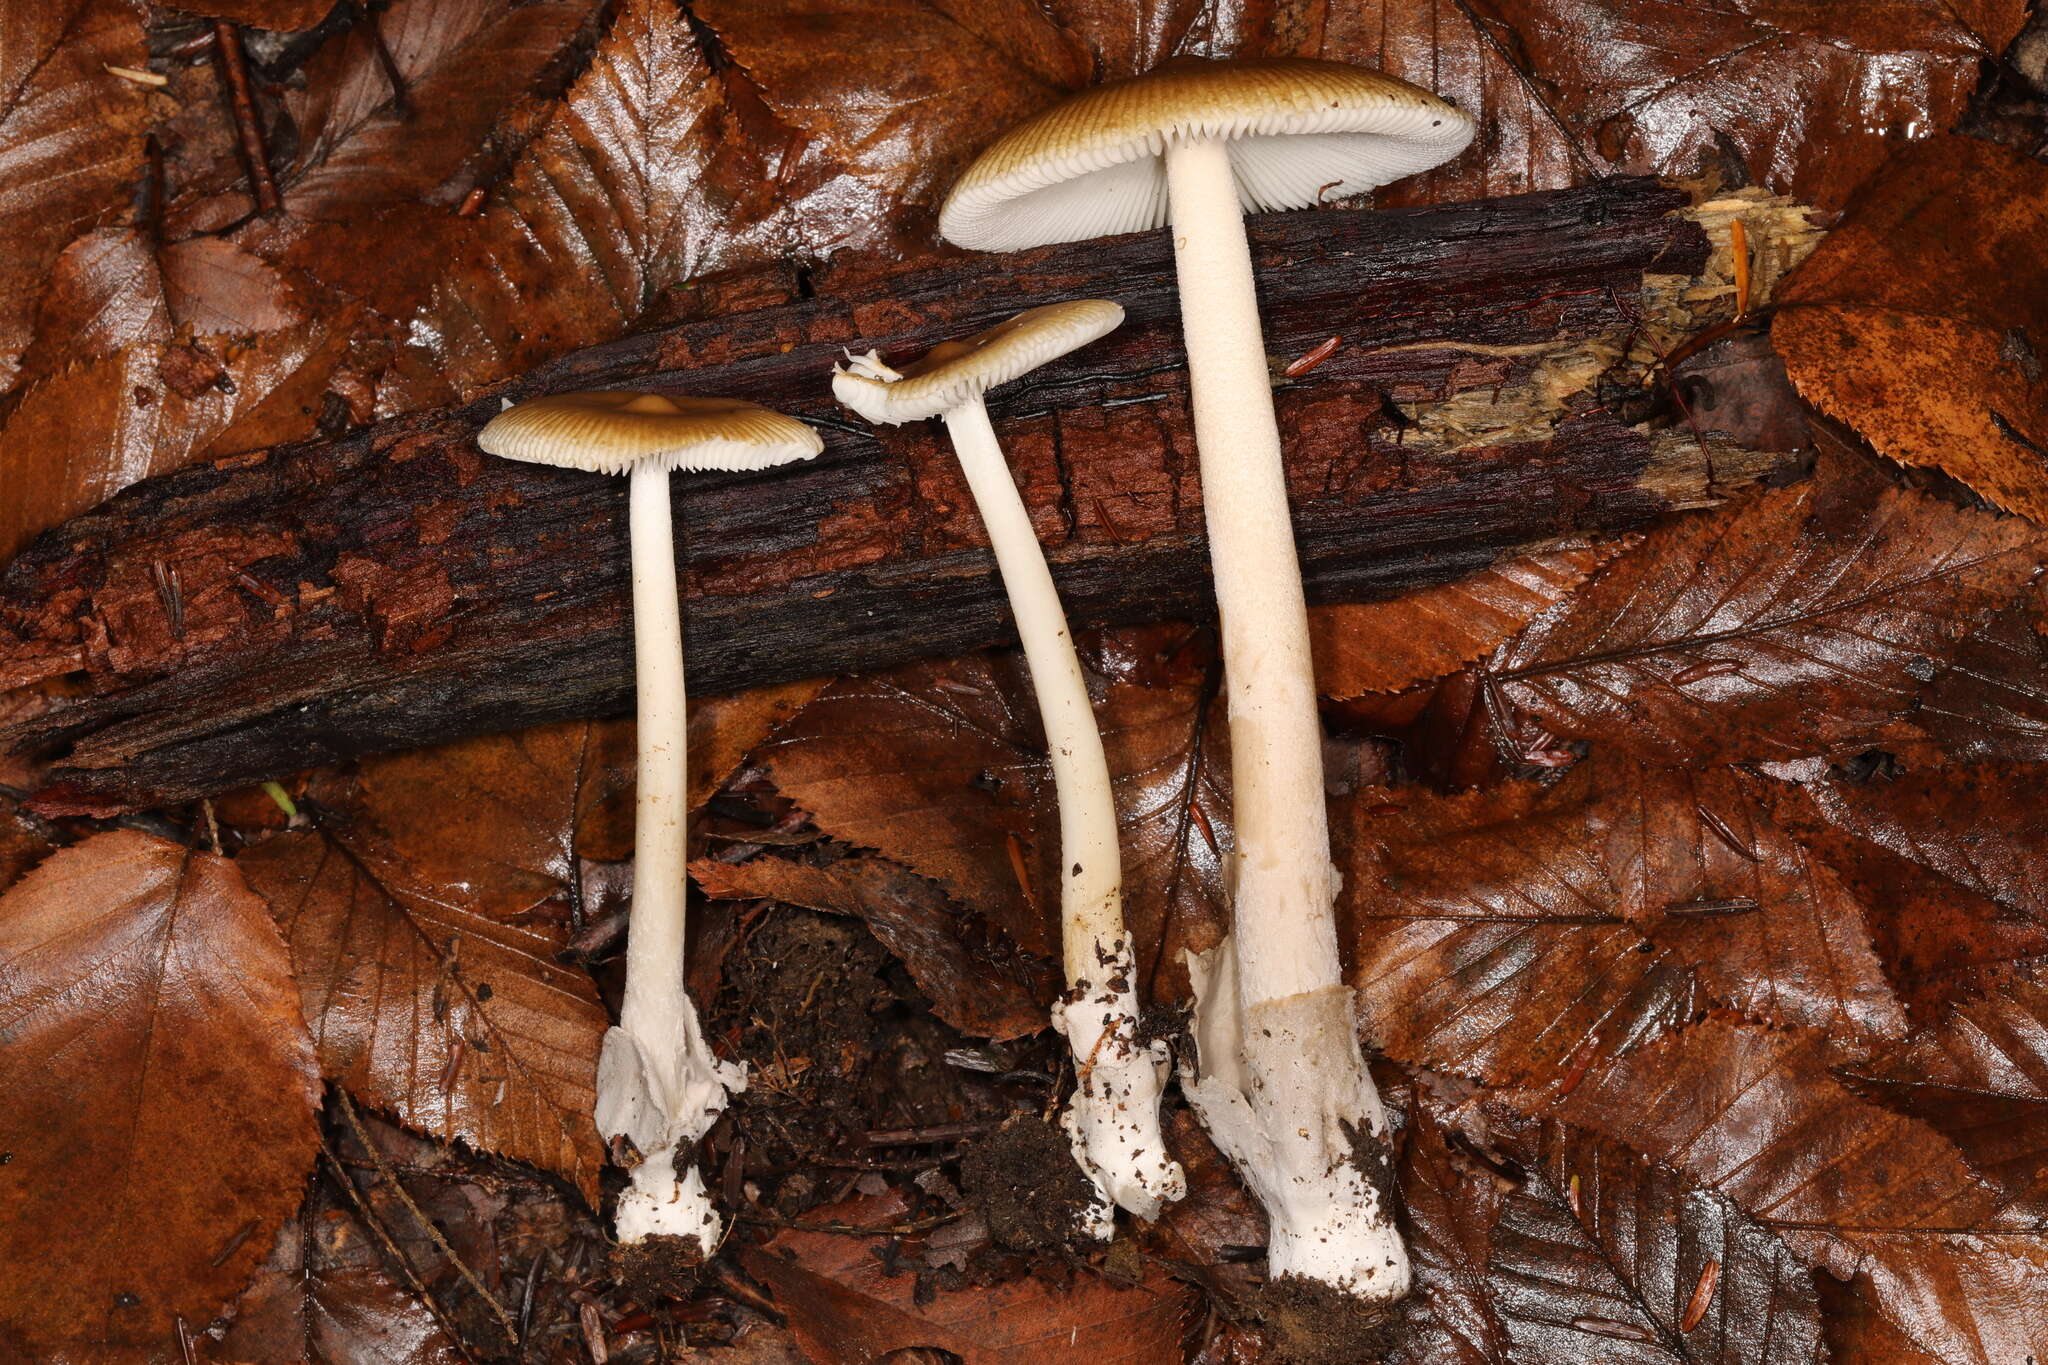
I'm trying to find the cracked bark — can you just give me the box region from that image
[0,179,1782,813]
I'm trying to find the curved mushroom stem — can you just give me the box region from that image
[594,460,744,1248]
[942,399,1185,1231]
[1162,136,1408,1302]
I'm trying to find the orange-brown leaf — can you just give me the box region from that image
[1774,137,2048,523]
[0,0,149,392]
[1494,456,2041,765]
[1310,545,1614,698]
[740,1189,1193,1365]
[0,831,320,1352]
[239,830,608,1197]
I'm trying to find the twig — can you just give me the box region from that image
[334,1091,519,1347]
[212,21,281,214]
[319,1136,484,1365]
[356,1,411,119]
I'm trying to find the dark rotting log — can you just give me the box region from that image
[0,178,1756,812]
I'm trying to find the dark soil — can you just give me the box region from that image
[612,1232,708,1307]
[957,1112,1098,1254]
[1254,1275,1398,1365]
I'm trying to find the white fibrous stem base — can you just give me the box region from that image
[596,1009,745,1247]
[1052,935,1186,1235]
[1182,942,1408,1300]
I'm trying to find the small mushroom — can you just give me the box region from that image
[832,301,1185,1233]
[478,391,821,1249]
[939,61,1475,1303]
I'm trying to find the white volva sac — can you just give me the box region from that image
[833,304,1186,1230]
[940,58,1474,1304]
[478,392,821,1249]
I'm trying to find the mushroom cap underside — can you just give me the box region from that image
[478,391,823,474]
[832,299,1125,425]
[940,57,1475,253]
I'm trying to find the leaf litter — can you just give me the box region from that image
[0,1,2047,1361]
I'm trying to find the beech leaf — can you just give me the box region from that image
[1397,1103,1825,1365]
[1773,136,2048,523]
[1310,545,1616,698]
[738,1189,1194,1365]
[212,1205,464,1365]
[1846,965,2048,1223]
[0,831,321,1352]
[0,0,149,393]
[1494,453,2042,766]
[238,830,608,1197]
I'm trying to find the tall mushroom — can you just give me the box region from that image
[832,300,1185,1233]
[939,61,1474,1307]
[478,392,821,1250]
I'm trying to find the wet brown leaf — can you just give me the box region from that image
[1263,0,2026,209]
[205,0,339,29]
[239,829,607,1197]
[1340,780,1698,1085]
[1340,757,1905,1077]
[1774,136,2048,522]
[413,0,783,394]
[1493,454,2042,766]
[1310,545,1615,698]
[1778,792,2048,1025]
[1394,1102,1824,1365]
[0,831,320,1352]
[348,718,635,924]
[1554,1016,2000,1238]
[762,654,1053,956]
[763,654,1234,989]
[214,1205,464,1365]
[1550,1012,2048,1360]
[691,853,1046,1040]
[0,317,357,561]
[0,0,149,393]
[1919,596,2048,763]
[1800,764,2048,924]
[740,1189,1195,1365]
[1845,966,2048,1223]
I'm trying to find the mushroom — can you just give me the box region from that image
[832,300,1185,1233]
[938,60,1475,1306]
[478,392,821,1250]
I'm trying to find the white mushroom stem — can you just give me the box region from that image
[593,461,744,1248]
[942,399,1184,1231]
[1163,136,1408,1300]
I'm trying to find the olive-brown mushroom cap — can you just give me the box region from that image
[479,392,823,474]
[940,58,1474,253]
[832,299,1124,425]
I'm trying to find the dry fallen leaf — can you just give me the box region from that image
[1773,135,2048,522]
[0,831,321,1352]
[238,829,607,1198]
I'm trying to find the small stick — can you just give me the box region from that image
[140,134,166,246]
[1680,1258,1722,1332]
[212,21,282,214]
[357,3,411,119]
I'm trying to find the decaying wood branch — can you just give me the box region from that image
[0,178,1783,812]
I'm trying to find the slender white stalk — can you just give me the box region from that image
[1165,136,1408,1300]
[594,460,744,1247]
[943,400,1183,1231]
